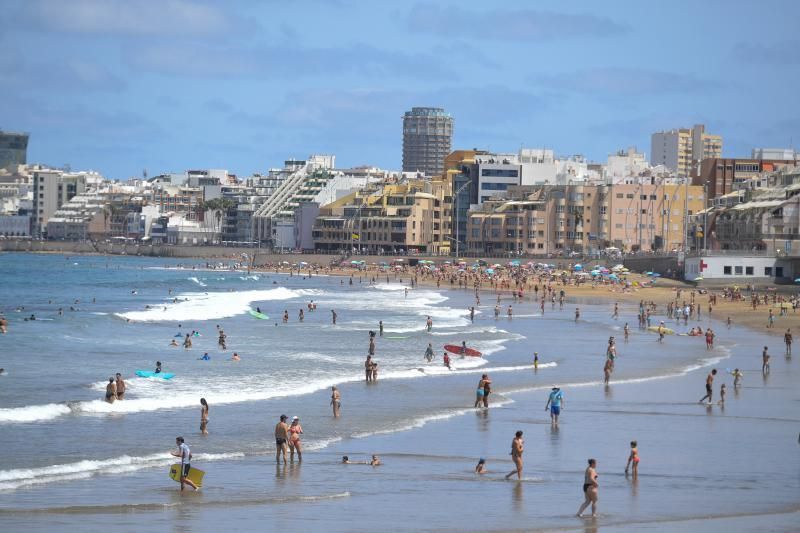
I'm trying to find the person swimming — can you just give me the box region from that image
[155,361,162,374]
[200,353,210,361]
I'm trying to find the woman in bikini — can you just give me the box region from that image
[288,416,304,462]
[625,441,639,478]
[577,458,599,517]
[200,398,209,435]
[504,431,524,480]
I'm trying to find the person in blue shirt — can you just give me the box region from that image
[545,386,564,425]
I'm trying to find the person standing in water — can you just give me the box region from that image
[443,351,451,370]
[115,373,126,400]
[625,441,639,478]
[426,316,433,332]
[576,459,599,517]
[762,346,770,373]
[424,343,434,362]
[379,321,383,336]
[105,377,117,404]
[331,309,337,325]
[183,334,192,349]
[171,436,199,491]
[200,398,209,435]
[533,352,539,370]
[785,329,792,356]
[288,416,303,462]
[331,386,341,417]
[365,355,373,382]
[545,386,564,425]
[275,415,290,464]
[504,430,524,480]
[575,307,580,322]
[623,323,629,342]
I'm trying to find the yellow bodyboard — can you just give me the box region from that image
[169,463,205,487]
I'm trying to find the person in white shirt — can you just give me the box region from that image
[171,436,198,491]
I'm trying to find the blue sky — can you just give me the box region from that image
[3,0,799,179]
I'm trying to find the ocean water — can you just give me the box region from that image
[0,253,797,531]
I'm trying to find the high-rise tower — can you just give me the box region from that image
[402,107,453,176]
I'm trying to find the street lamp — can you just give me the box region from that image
[453,181,471,258]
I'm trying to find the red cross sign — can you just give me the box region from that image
[700,260,708,271]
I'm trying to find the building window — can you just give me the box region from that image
[776,267,784,277]
[764,267,773,276]
[745,266,753,275]
[734,266,743,275]
[616,193,623,198]
[723,266,732,275]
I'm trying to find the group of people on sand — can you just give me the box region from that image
[104,373,126,403]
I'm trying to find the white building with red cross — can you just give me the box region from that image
[684,253,796,283]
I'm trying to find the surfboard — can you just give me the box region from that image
[135,370,175,379]
[169,463,204,487]
[443,344,482,357]
[646,326,675,335]
[249,310,269,320]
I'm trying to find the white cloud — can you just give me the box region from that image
[14,0,241,35]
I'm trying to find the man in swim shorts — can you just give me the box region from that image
[275,414,289,464]
[170,436,198,491]
[545,386,564,425]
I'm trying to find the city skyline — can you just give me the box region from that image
[3,0,799,179]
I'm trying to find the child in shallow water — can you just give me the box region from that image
[625,440,639,478]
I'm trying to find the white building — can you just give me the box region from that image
[606,147,649,183]
[751,148,798,161]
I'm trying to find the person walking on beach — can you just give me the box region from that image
[657,322,666,343]
[275,415,290,464]
[576,459,599,517]
[699,369,717,404]
[115,373,125,400]
[288,416,303,462]
[545,386,564,425]
[331,386,341,417]
[171,436,198,491]
[504,430,524,480]
[625,441,639,479]
[767,308,775,328]
[762,346,770,373]
[785,329,792,356]
[705,328,714,350]
[200,398,209,435]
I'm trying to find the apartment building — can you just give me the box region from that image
[692,158,796,200]
[313,178,448,254]
[31,169,89,236]
[651,124,722,177]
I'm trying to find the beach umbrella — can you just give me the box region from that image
[609,273,619,280]
[486,268,495,274]
[574,264,583,270]
[794,278,800,283]
[299,261,308,266]
[510,260,521,266]
[648,272,661,277]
